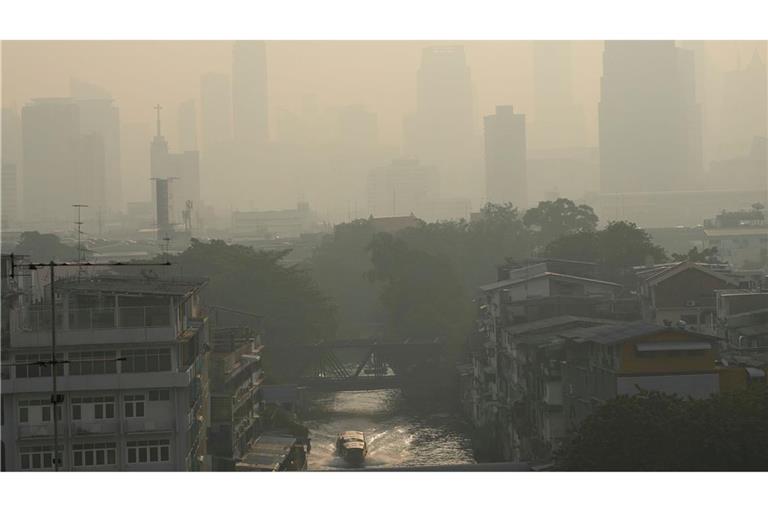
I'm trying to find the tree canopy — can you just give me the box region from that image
[155,238,338,344]
[556,386,768,470]
[523,198,598,248]
[14,231,80,262]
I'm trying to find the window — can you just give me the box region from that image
[148,390,170,402]
[122,349,171,373]
[19,399,61,423]
[15,353,64,378]
[68,351,117,376]
[19,445,61,470]
[124,394,145,418]
[72,442,116,468]
[126,440,170,464]
[71,396,115,421]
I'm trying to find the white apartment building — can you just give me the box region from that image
[1,274,208,471]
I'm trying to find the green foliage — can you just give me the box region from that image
[309,220,384,338]
[545,221,668,271]
[14,231,79,261]
[556,386,768,470]
[523,198,598,247]
[366,232,475,360]
[670,246,723,264]
[158,239,337,344]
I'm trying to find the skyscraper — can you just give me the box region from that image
[177,99,198,152]
[22,98,105,227]
[405,46,476,199]
[531,41,586,150]
[484,105,528,208]
[232,41,269,146]
[599,41,702,193]
[367,158,438,218]
[200,73,233,154]
[2,107,22,226]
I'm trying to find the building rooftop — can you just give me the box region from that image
[55,275,207,297]
[559,321,720,346]
[479,271,622,293]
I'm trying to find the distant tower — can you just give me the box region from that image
[599,41,702,193]
[232,41,269,146]
[405,46,476,198]
[150,103,169,180]
[177,99,198,152]
[484,106,528,208]
[154,178,172,240]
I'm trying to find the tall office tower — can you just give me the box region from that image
[532,41,586,150]
[599,41,702,193]
[177,100,198,152]
[718,49,767,160]
[200,73,233,154]
[232,41,269,146]
[484,106,528,208]
[72,93,122,214]
[335,105,378,149]
[367,158,439,218]
[405,46,476,198]
[2,163,18,229]
[22,98,106,227]
[2,107,23,225]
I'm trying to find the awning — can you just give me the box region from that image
[635,341,712,352]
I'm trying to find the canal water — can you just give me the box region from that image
[303,389,476,470]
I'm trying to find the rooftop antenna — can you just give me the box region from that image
[154,103,163,137]
[72,204,89,281]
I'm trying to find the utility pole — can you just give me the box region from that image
[8,255,171,471]
[72,204,88,281]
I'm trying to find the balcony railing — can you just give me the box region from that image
[71,420,120,436]
[18,424,55,438]
[21,306,171,332]
[125,417,174,433]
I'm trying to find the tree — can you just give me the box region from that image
[670,246,723,264]
[150,239,337,345]
[14,231,80,261]
[556,386,768,470]
[545,221,667,275]
[367,232,474,361]
[523,198,598,247]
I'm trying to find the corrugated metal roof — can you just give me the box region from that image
[561,321,722,345]
[478,272,621,293]
[240,435,297,470]
[636,341,713,352]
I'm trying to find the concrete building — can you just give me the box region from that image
[636,260,737,332]
[2,163,19,229]
[484,105,527,208]
[599,41,702,193]
[1,274,209,471]
[703,209,768,268]
[177,100,198,152]
[367,158,438,218]
[404,46,477,199]
[231,201,322,239]
[232,41,269,147]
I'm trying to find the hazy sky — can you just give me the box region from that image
[2,40,765,210]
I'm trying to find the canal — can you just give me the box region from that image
[303,389,476,470]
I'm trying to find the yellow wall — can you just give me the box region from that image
[619,331,717,374]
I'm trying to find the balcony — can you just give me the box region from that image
[71,420,120,436]
[125,417,174,433]
[12,306,176,348]
[18,423,55,438]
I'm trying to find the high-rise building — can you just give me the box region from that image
[405,46,476,199]
[21,98,106,228]
[484,106,527,208]
[2,163,19,229]
[2,107,22,226]
[149,105,201,234]
[335,105,377,149]
[717,50,767,160]
[177,99,198,152]
[232,41,269,146]
[200,73,233,154]
[531,41,586,150]
[599,41,702,193]
[367,158,438,218]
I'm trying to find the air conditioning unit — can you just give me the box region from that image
[685,300,697,307]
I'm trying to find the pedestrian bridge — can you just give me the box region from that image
[265,338,443,392]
